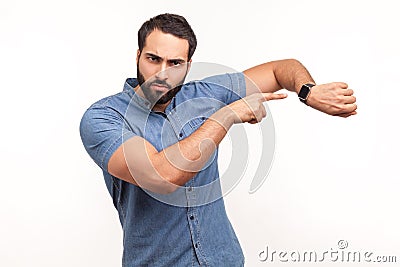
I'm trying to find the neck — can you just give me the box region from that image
[152,103,169,113]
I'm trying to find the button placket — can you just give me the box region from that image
[186,187,202,260]
[186,186,196,207]
[167,111,186,140]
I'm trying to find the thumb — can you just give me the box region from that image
[262,92,288,101]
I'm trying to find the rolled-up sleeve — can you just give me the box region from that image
[202,72,246,105]
[79,105,136,171]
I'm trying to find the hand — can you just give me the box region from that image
[307,82,357,118]
[227,92,287,124]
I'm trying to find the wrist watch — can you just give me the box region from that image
[298,83,315,104]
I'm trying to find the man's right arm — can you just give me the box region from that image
[108,92,287,194]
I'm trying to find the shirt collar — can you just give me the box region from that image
[123,78,153,110]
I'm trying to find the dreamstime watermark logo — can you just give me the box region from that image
[258,240,397,264]
[123,62,277,207]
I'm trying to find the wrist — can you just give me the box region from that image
[211,106,236,129]
[298,83,315,105]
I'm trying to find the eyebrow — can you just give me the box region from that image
[145,52,186,63]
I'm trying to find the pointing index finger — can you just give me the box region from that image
[262,92,288,101]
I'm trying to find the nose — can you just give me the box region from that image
[155,62,168,81]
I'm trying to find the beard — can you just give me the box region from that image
[137,65,185,106]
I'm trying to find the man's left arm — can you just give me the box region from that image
[243,59,357,118]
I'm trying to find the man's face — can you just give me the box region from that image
[137,29,191,105]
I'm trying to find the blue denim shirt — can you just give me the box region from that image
[80,73,246,266]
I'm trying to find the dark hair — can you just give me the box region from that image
[138,13,197,60]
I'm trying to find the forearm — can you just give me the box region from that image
[153,106,235,187]
[244,59,315,94]
[273,59,315,93]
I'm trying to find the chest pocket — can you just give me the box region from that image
[188,116,207,129]
[181,107,217,134]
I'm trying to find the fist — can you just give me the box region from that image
[307,82,357,118]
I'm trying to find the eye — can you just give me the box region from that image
[171,60,181,66]
[170,60,182,66]
[148,56,160,62]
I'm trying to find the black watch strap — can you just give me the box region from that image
[298,83,315,104]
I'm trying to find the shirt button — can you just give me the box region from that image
[190,215,194,220]
[195,243,198,248]
[187,187,193,192]
[179,133,183,138]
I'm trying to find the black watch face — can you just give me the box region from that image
[299,86,310,99]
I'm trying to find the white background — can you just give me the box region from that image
[1,0,399,266]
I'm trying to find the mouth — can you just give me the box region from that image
[150,83,170,92]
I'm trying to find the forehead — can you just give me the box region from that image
[143,29,189,60]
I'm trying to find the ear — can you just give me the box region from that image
[187,59,192,73]
[136,49,141,65]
